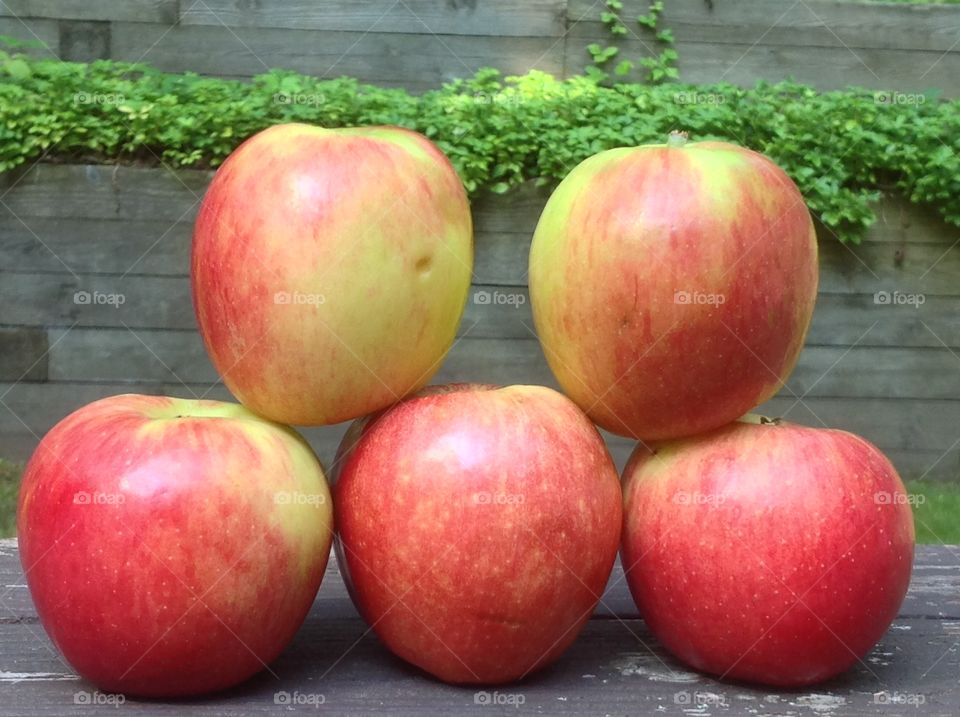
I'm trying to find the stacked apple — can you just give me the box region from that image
[16,124,914,698]
[17,123,618,696]
[528,131,914,686]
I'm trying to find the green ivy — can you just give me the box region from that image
[589,1,678,85]
[0,52,957,243]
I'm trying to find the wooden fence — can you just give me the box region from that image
[2,163,959,480]
[0,0,958,93]
[1,0,959,478]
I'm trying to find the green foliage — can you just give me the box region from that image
[590,0,677,85]
[0,459,20,538]
[906,480,960,545]
[0,50,959,243]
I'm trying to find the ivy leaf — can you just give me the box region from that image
[2,57,30,79]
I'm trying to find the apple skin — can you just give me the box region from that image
[192,122,473,426]
[621,417,915,687]
[332,384,622,684]
[529,137,818,441]
[17,394,333,697]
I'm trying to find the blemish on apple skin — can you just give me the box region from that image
[415,255,433,275]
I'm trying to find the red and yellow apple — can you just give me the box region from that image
[192,123,473,425]
[17,394,333,697]
[621,417,915,686]
[332,384,622,684]
[529,134,818,441]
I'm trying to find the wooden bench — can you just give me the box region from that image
[1,539,958,715]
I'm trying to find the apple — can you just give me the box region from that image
[621,416,915,686]
[529,133,818,441]
[17,394,333,697]
[192,123,473,426]
[332,384,622,684]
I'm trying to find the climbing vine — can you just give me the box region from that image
[587,1,679,84]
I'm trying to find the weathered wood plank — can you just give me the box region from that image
[0,273,536,336]
[5,264,958,346]
[109,23,564,90]
[15,217,949,338]
[806,293,960,349]
[3,231,958,306]
[21,329,960,403]
[0,17,58,58]
[40,334,552,388]
[1,380,958,479]
[3,169,956,291]
[0,164,211,223]
[565,37,960,95]
[57,19,110,63]
[567,0,960,53]
[0,219,531,290]
[2,169,955,245]
[180,0,567,39]
[0,329,47,382]
[818,238,960,296]
[0,1,176,23]
[0,218,195,276]
[758,396,960,467]
[0,542,958,715]
[5,232,959,294]
[0,272,196,330]
[1,618,954,716]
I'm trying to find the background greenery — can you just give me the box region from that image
[0,461,20,538]
[1,48,958,244]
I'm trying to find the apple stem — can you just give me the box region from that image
[739,413,783,426]
[667,130,689,148]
